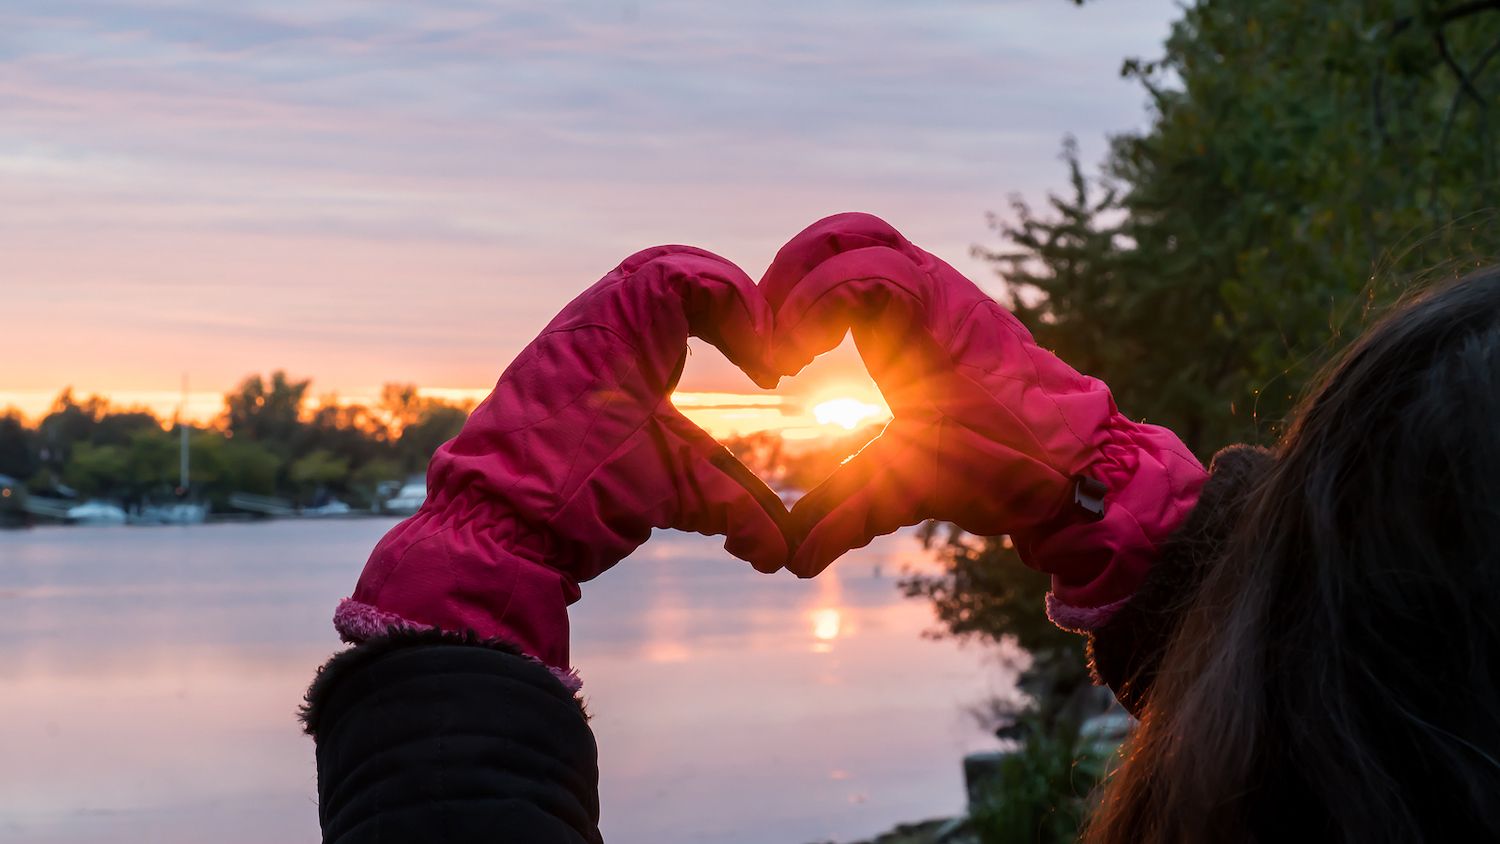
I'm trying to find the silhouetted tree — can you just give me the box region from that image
[223,371,310,449]
[0,412,39,481]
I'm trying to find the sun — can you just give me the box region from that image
[812,397,884,431]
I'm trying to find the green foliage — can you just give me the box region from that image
[350,456,406,506]
[928,0,1500,708]
[901,526,1098,751]
[289,449,351,501]
[120,428,179,492]
[904,525,1082,660]
[902,527,1111,844]
[986,0,1500,455]
[0,412,39,480]
[224,371,310,449]
[900,527,1080,674]
[89,411,161,448]
[191,433,282,499]
[58,428,176,499]
[35,389,112,471]
[968,717,1114,844]
[222,440,282,496]
[395,403,471,473]
[0,377,473,509]
[920,4,1500,839]
[62,442,130,497]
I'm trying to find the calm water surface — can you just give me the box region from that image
[0,521,1011,844]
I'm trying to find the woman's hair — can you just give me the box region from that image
[1085,267,1500,843]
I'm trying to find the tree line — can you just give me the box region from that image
[0,373,473,510]
[0,371,883,513]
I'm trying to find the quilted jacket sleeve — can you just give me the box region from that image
[302,630,602,844]
[1080,445,1274,716]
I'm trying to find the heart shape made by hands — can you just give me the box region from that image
[340,212,1205,672]
[397,215,1013,591]
[671,211,1031,580]
[663,211,1069,581]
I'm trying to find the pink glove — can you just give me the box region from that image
[335,246,792,686]
[761,213,1207,629]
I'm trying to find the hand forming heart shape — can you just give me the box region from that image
[337,213,1206,673]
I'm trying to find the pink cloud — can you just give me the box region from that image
[1,0,1178,402]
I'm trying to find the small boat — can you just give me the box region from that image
[303,499,353,518]
[67,501,128,526]
[382,481,427,516]
[129,502,209,525]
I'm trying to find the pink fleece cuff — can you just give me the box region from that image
[333,598,583,694]
[1044,591,1132,633]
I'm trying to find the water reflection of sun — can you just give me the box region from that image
[808,563,848,654]
[811,608,842,643]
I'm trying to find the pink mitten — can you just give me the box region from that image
[762,213,1207,629]
[335,246,791,685]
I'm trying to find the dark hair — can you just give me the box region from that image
[1085,267,1500,843]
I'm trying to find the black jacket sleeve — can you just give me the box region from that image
[1084,444,1275,717]
[302,629,602,844]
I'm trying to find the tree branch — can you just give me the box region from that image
[1427,31,1500,219]
[1372,66,1392,144]
[1436,28,1487,104]
[1439,0,1500,25]
[1472,34,1500,78]
[1391,0,1500,35]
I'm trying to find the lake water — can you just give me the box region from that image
[0,521,1012,844]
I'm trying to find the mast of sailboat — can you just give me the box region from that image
[179,372,190,494]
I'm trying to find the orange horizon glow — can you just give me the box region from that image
[3,334,893,443]
[0,384,891,443]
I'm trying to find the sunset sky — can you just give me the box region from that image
[2,0,1177,436]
